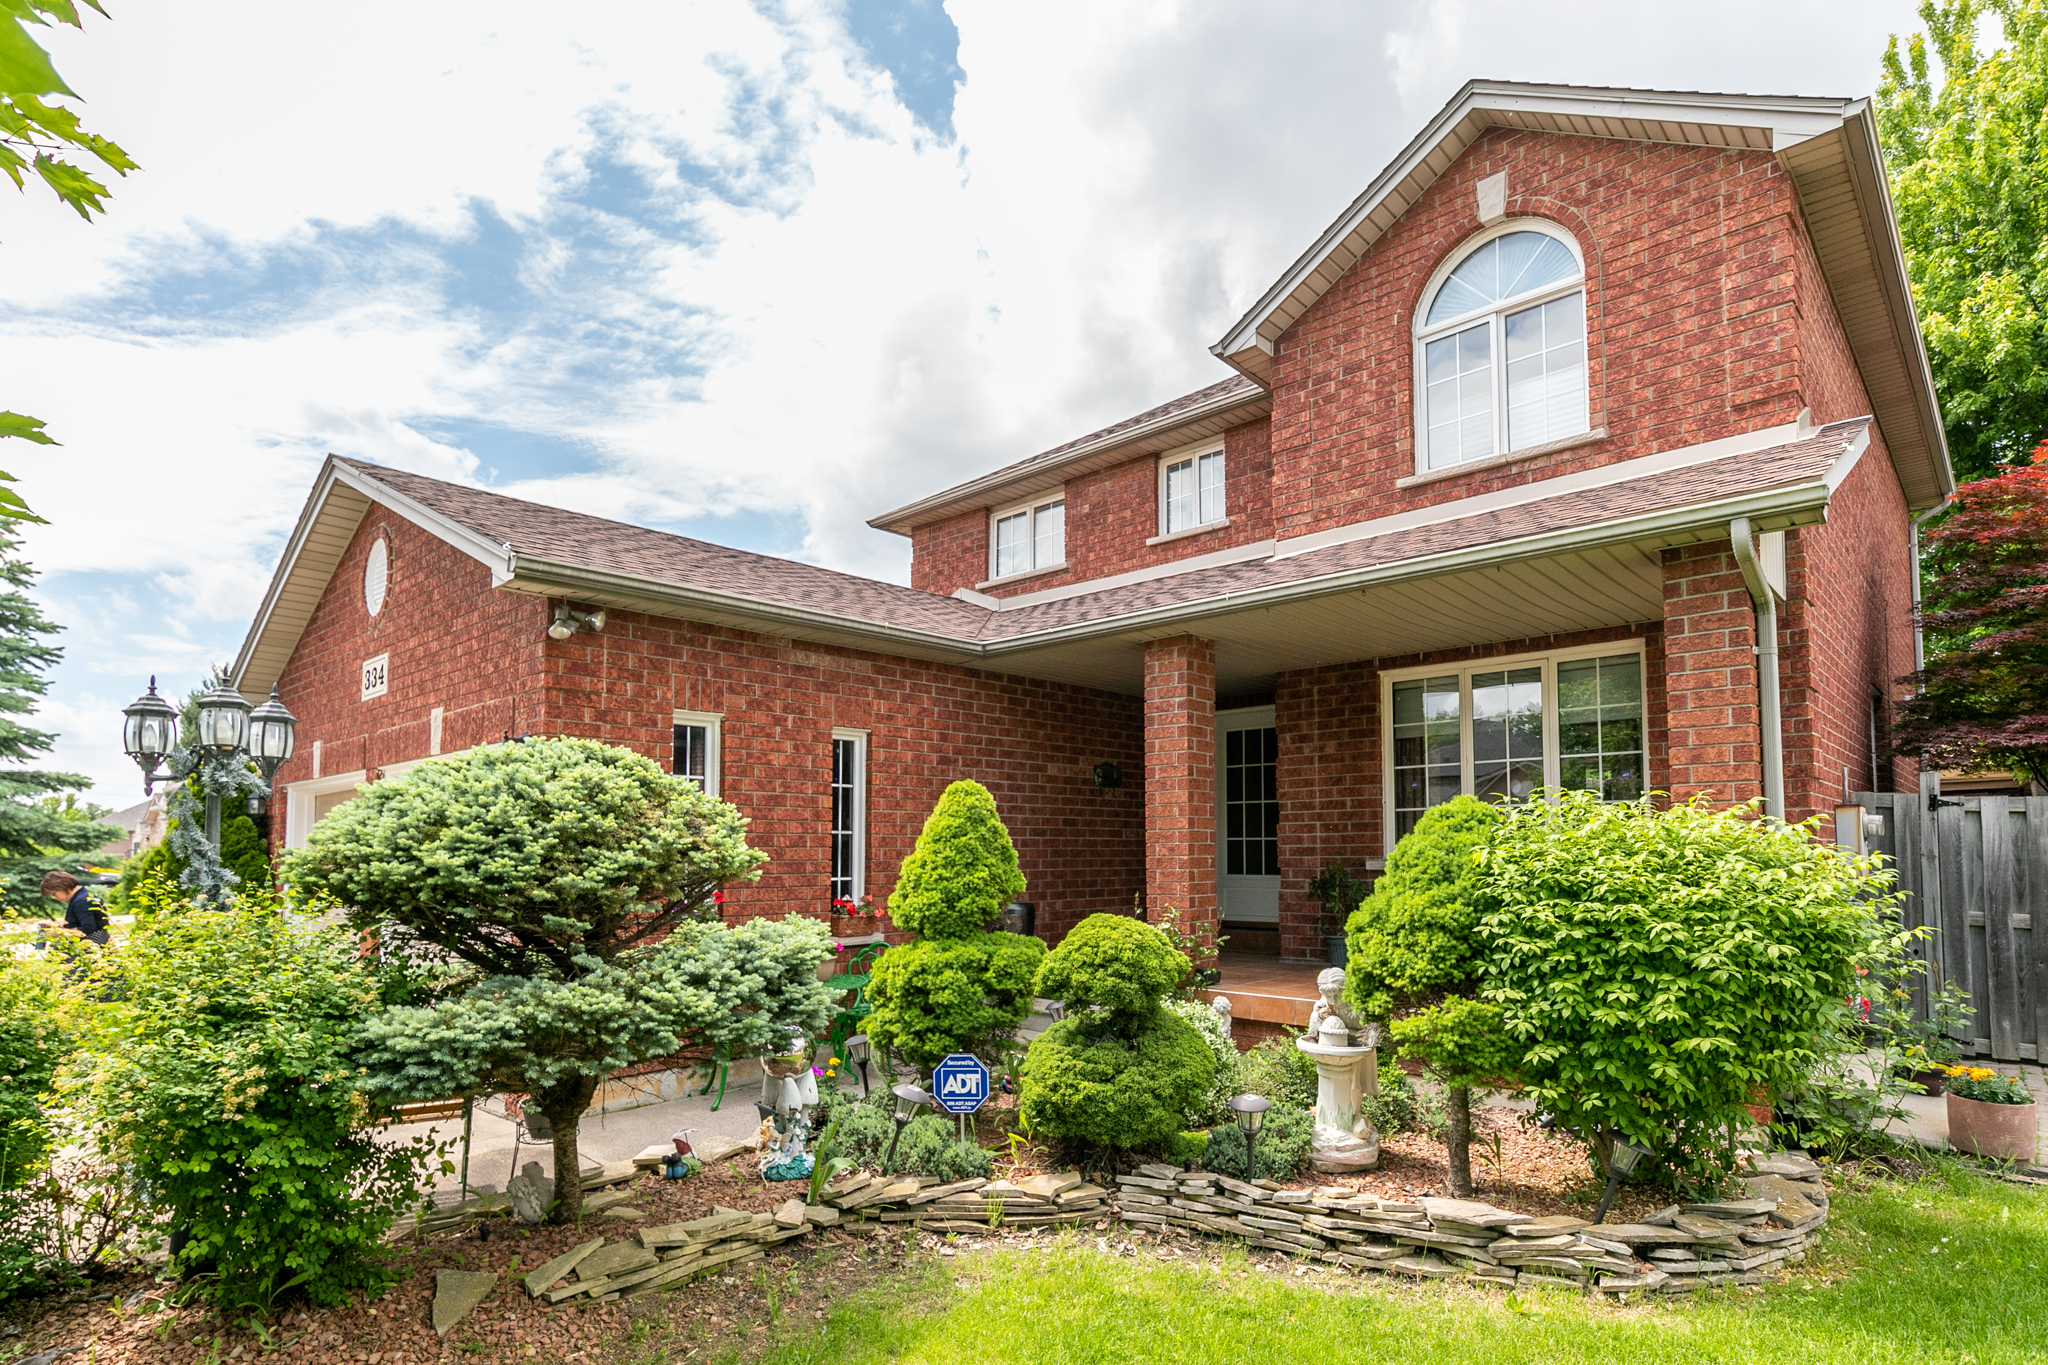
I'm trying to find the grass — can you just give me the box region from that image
[732,1163,2048,1365]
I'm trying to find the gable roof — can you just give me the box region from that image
[1211,79,1950,509]
[234,420,1867,700]
[866,374,1269,536]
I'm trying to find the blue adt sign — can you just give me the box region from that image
[931,1053,990,1114]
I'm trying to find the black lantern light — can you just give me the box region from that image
[845,1033,872,1097]
[887,1083,931,1169]
[192,680,253,756]
[1228,1093,1271,1180]
[244,685,298,813]
[120,677,179,793]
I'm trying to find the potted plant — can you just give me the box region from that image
[831,894,886,937]
[1944,1066,2039,1161]
[1307,863,1368,967]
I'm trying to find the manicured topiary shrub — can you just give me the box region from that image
[1018,913,1217,1150]
[1018,1008,1216,1149]
[1478,791,1883,1189]
[866,781,1045,1072]
[1036,913,1188,1016]
[864,934,1044,1071]
[886,780,1027,939]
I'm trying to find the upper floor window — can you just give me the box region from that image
[1415,223,1588,472]
[991,496,1064,580]
[1161,445,1224,535]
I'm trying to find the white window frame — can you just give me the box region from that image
[986,492,1067,584]
[1379,638,1648,853]
[830,727,868,902]
[282,758,425,849]
[673,708,723,796]
[1412,219,1588,474]
[1158,439,1226,537]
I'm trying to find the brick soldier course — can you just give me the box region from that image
[236,82,1951,961]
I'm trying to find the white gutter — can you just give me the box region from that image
[1729,517,1784,819]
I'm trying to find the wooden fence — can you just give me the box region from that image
[1853,783,2048,1062]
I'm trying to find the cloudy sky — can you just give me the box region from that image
[4,0,1939,809]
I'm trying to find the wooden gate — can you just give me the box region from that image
[1852,781,2048,1061]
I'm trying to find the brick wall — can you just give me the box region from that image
[1273,623,1663,961]
[909,418,1275,599]
[272,502,1148,944]
[1144,635,1217,950]
[1266,128,1811,542]
[269,513,549,791]
[1661,540,1764,808]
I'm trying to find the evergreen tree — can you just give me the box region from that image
[0,527,116,909]
[218,814,271,894]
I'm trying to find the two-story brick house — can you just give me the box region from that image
[236,82,1950,967]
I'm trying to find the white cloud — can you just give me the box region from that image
[0,0,1930,803]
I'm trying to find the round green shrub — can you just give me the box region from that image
[865,932,1045,1071]
[1033,913,1188,1017]
[1202,1104,1313,1180]
[1018,1009,1217,1149]
[887,780,1027,939]
[1228,1033,1318,1112]
[1344,793,1503,1018]
[814,1089,991,1180]
[219,814,272,895]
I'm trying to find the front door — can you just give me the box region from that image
[1216,706,1280,924]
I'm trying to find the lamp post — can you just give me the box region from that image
[1229,1094,1271,1181]
[887,1083,931,1170]
[845,1033,872,1097]
[121,676,296,861]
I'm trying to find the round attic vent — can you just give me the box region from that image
[364,538,389,616]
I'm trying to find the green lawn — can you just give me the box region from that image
[738,1164,2047,1365]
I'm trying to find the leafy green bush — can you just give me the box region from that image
[886,780,1027,939]
[868,782,1043,1072]
[1202,1104,1313,1181]
[1478,792,1884,1186]
[0,957,82,1298]
[1018,1011,1216,1150]
[811,1087,990,1180]
[283,737,808,1222]
[1159,1129,1209,1168]
[1228,1034,1317,1112]
[75,906,438,1310]
[865,934,1044,1071]
[1035,914,1189,1017]
[1360,1061,1420,1137]
[1162,998,1236,1127]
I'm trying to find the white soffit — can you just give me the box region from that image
[1211,80,1950,508]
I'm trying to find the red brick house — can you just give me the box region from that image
[235,82,1949,970]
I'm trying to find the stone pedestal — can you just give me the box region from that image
[1295,1036,1380,1171]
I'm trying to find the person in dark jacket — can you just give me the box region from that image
[40,870,109,946]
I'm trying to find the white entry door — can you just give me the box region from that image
[1216,706,1280,924]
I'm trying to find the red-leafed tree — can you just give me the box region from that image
[1894,442,2048,789]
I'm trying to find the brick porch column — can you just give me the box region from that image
[1662,541,1762,806]
[1143,634,1217,958]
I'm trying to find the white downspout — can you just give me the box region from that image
[1909,505,1945,678]
[1729,518,1784,820]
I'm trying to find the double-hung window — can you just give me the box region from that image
[990,496,1065,581]
[1385,644,1645,845]
[1160,445,1224,535]
[830,728,867,902]
[673,709,722,796]
[1415,224,1589,471]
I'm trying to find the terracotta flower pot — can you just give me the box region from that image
[1946,1091,2039,1161]
[1898,1066,1948,1097]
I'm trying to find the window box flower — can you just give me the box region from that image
[831,895,888,938]
[1944,1066,2038,1162]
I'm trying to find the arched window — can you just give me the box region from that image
[1415,223,1588,471]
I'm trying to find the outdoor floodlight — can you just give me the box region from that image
[193,680,253,756]
[846,1033,872,1096]
[887,1083,931,1169]
[547,605,606,641]
[1229,1093,1271,1180]
[120,677,179,793]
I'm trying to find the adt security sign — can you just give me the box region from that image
[931,1053,990,1114]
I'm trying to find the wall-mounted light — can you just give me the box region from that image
[547,604,606,641]
[1093,761,1122,789]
